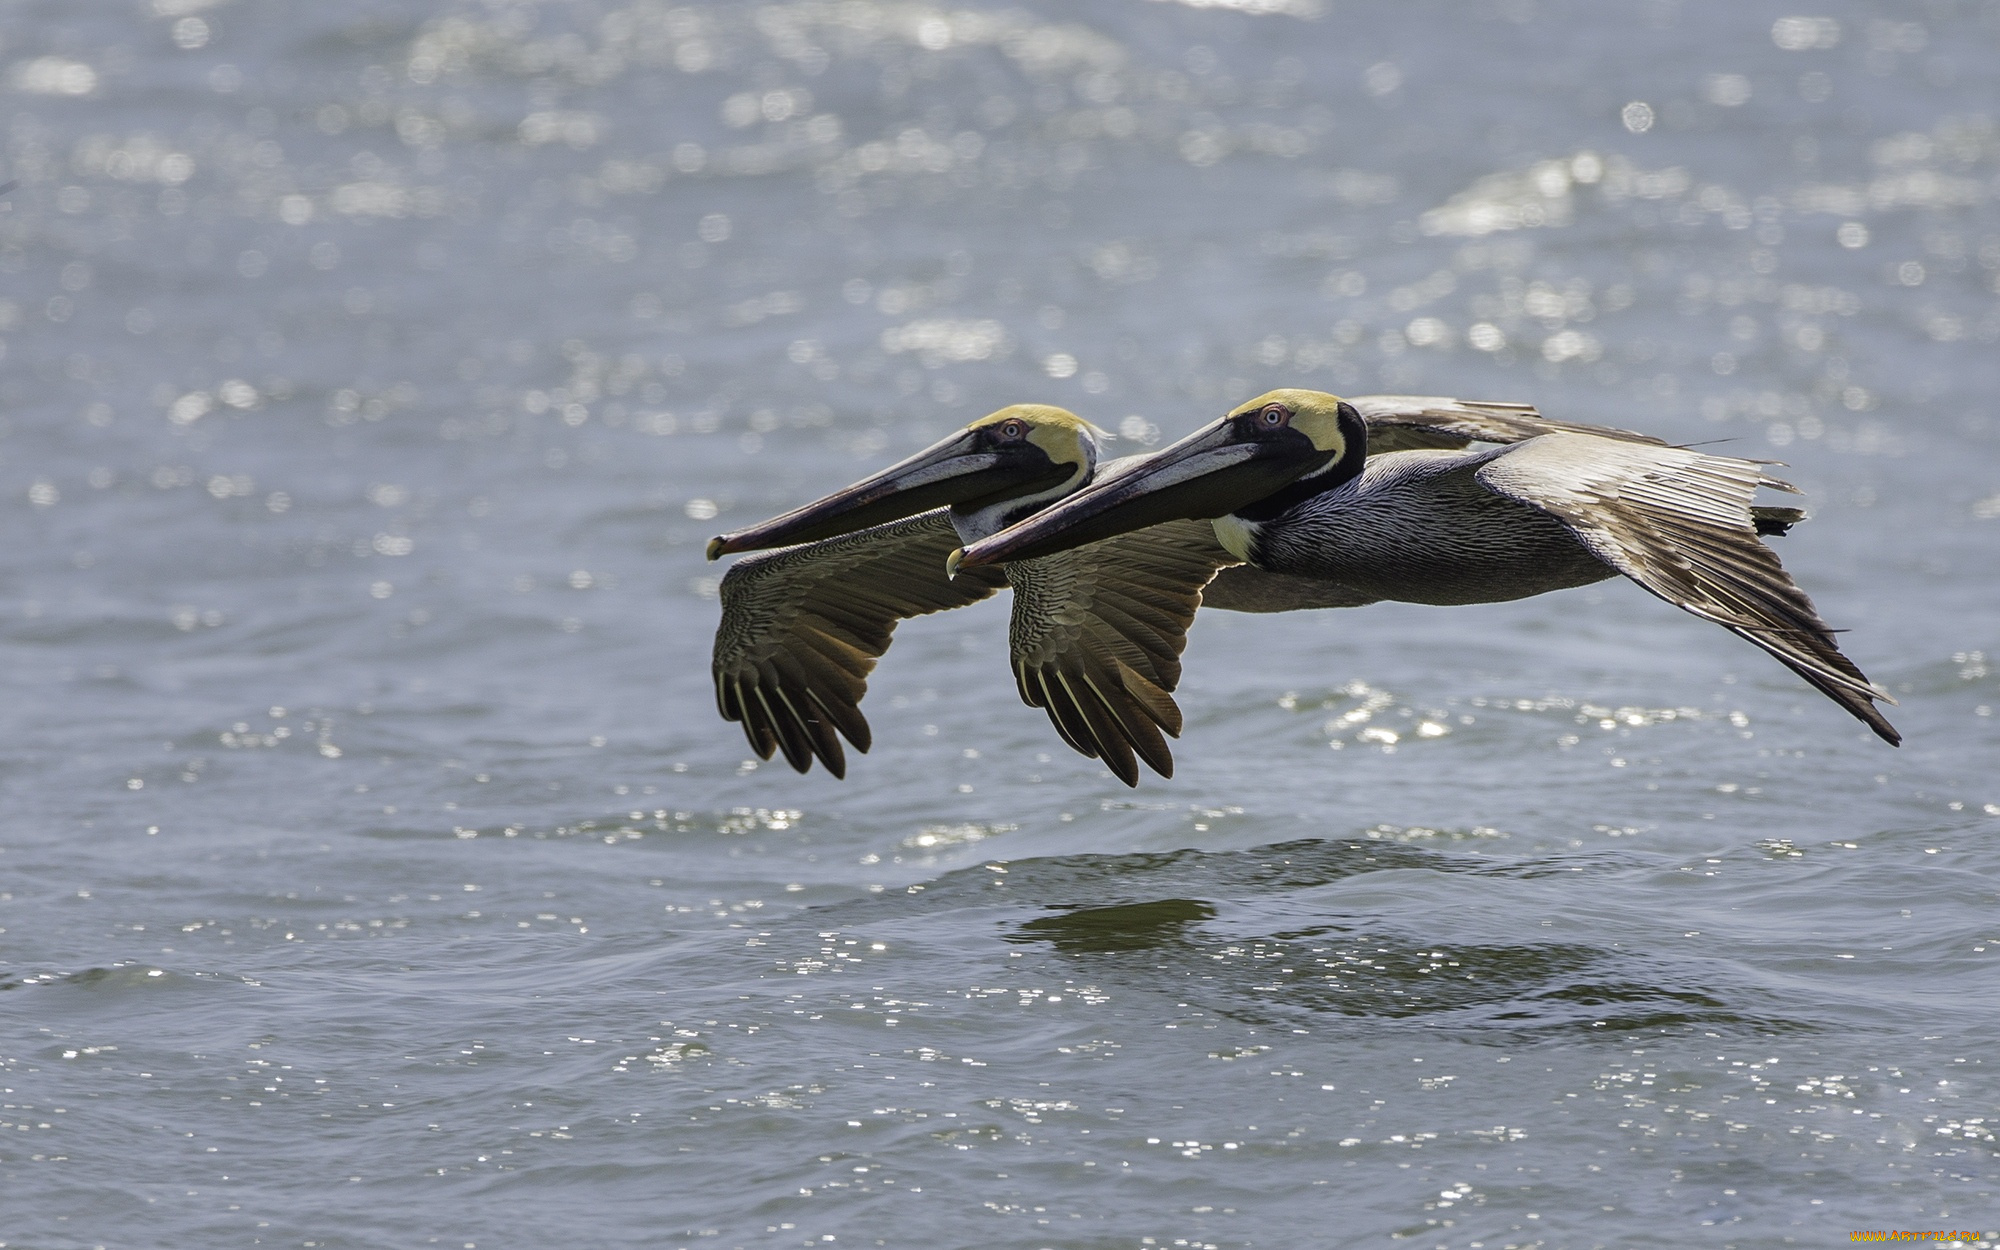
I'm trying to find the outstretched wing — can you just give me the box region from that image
[1005,519,1240,786]
[713,511,1009,777]
[1353,395,1668,453]
[1474,434,1899,744]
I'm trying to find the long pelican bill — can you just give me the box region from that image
[707,427,1068,559]
[954,418,1323,570]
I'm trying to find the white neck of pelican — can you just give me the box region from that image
[1210,513,1262,563]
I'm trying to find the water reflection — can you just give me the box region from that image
[1011,896,1217,953]
[821,836,1772,1034]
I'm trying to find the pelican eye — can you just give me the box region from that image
[996,418,1027,441]
[1259,404,1290,427]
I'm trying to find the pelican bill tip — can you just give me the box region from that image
[944,547,967,580]
[704,535,729,562]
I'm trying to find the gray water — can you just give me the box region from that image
[1,1,1997,1246]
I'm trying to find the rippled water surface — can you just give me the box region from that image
[2,0,1998,1246]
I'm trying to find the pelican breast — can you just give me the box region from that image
[1251,444,1615,605]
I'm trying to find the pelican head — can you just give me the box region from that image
[706,404,1101,558]
[952,390,1364,570]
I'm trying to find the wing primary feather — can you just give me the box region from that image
[1004,519,1236,772]
[1032,666,1101,762]
[772,680,847,779]
[1077,664,1175,779]
[751,683,814,774]
[710,510,1002,778]
[805,685,871,754]
[1055,669,1140,786]
[1474,436,1897,743]
[730,678,777,761]
[1113,659,1184,737]
[1723,625,1902,745]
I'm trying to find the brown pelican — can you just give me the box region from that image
[706,403,1219,785]
[954,389,1899,745]
[707,397,1599,784]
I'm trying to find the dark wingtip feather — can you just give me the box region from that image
[1734,627,1901,747]
[1104,751,1141,787]
[1028,666,1103,763]
[821,741,849,778]
[1062,677,1141,787]
[1080,669,1175,780]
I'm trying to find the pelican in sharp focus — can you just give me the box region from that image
[707,396,1581,783]
[954,389,1899,745]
